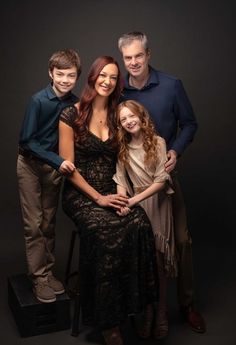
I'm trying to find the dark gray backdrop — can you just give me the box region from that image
[1,1,236,343]
[1,0,235,247]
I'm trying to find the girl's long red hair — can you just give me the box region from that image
[116,100,160,166]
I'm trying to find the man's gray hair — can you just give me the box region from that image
[118,31,149,52]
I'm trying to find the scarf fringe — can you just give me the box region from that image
[154,233,178,278]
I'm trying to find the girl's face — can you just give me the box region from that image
[95,63,118,97]
[119,106,142,136]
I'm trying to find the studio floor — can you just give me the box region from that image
[1,225,236,345]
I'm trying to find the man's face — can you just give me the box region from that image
[121,40,150,79]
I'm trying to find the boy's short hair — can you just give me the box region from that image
[48,49,81,78]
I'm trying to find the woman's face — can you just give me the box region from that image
[95,63,118,97]
[119,106,142,136]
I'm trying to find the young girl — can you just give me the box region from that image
[113,100,178,339]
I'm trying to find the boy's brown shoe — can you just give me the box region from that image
[33,281,56,303]
[47,275,65,295]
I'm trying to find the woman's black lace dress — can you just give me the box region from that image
[60,106,158,330]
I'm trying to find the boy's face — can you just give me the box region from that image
[49,67,78,97]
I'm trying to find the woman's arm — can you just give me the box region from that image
[59,121,128,209]
[59,120,75,163]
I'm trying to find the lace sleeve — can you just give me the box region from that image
[60,106,77,128]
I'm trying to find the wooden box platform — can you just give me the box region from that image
[8,274,71,337]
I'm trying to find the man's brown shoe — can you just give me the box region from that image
[181,305,206,333]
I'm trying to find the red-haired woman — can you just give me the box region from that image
[59,56,158,345]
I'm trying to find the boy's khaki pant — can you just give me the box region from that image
[171,172,195,307]
[17,154,62,282]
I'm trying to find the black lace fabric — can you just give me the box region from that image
[60,106,158,330]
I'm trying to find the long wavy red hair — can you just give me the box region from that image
[116,100,160,166]
[74,56,123,142]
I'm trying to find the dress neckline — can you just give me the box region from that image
[88,130,111,143]
[128,142,143,149]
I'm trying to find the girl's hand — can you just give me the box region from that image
[116,206,131,216]
[96,194,128,209]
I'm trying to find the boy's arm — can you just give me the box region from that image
[19,97,73,172]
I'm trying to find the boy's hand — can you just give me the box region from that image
[59,160,76,175]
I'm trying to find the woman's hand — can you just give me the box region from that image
[96,194,129,209]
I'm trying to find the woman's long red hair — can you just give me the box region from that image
[74,56,123,142]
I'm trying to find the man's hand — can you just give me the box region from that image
[59,160,76,175]
[165,150,177,173]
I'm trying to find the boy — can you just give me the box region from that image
[17,49,81,303]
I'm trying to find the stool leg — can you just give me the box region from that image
[65,230,77,285]
[64,229,81,336]
[71,292,80,336]
[71,241,81,337]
